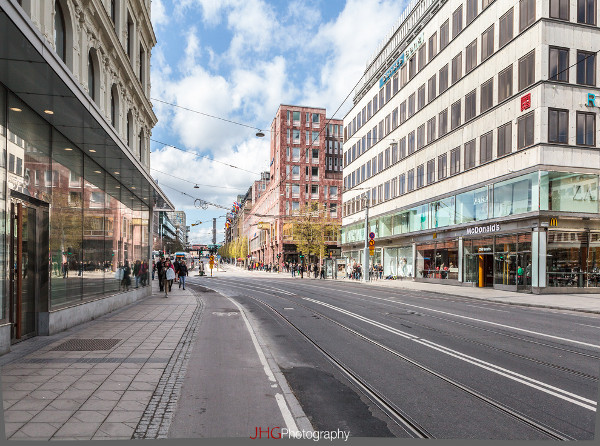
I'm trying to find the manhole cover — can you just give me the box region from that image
[51,339,121,351]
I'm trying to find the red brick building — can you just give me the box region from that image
[246,104,343,267]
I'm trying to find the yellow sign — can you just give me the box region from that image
[369,249,375,256]
[368,239,375,247]
[550,218,558,227]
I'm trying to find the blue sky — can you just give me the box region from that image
[149,0,408,246]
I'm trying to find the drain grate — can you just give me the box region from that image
[51,338,121,351]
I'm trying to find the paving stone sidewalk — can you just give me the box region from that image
[1,279,199,441]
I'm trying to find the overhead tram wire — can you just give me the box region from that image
[159,183,231,211]
[150,139,263,176]
[149,167,248,191]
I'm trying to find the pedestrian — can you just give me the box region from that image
[152,260,156,281]
[173,259,180,284]
[159,261,168,297]
[179,261,188,290]
[199,260,205,276]
[157,258,164,291]
[140,260,148,286]
[133,260,141,288]
[320,264,325,279]
[164,259,175,296]
[121,260,131,291]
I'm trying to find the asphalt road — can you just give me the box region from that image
[185,270,599,440]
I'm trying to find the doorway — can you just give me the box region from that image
[9,192,49,342]
[478,254,494,287]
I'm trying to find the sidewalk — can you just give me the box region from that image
[0,278,304,440]
[225,264,600,314]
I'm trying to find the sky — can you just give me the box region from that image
[149,0,409,246]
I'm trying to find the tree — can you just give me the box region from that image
[289,201,340,276]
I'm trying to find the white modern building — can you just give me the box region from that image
[341,0,600,293]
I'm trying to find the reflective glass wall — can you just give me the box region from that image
[0,86,6,320]
[5,88,152,311]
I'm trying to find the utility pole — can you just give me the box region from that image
[212,218,216,245]
[363,193,369,283]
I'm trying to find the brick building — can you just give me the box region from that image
[245,104,343,267]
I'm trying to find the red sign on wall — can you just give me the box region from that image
[521,93,531,111]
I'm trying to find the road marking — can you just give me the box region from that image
[302,297,596,412]
[228,297,299,432]
[298,284,600,350]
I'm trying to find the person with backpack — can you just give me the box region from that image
[178,261,188,290]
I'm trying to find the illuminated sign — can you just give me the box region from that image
[379,32,425,88]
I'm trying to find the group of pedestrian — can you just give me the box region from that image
[346,261,363,280]
[369,263,384,280]
[117,259,149,291]
[247,262,277,272]
[153,257,188,297]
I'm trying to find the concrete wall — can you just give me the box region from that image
[0,323,11,356]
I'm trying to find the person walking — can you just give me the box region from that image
[164,259,175,297]
[121,260,131,291]
[152,260,156,281]
[199,260,205,276]
[133,260,141,288]
[173,259,180,284]
[140,260,148,286]
[178,261,188,290]
[157,258,164,291]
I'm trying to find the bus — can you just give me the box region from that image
[174,252,195,271]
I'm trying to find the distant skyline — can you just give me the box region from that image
[149,0,409,245]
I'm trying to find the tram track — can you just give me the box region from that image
[196,278,579,440]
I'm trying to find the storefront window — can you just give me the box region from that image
[540,172,598,213]
[456,186,489,224]
[494,234,517,285]
[587,233,600,287]
[417,240,458,279]
[393,211,410,235]
[546,231,587,288]
[431,197,454,228]
[0,86,6,320]
[409,204,429,232]
[493,172,538,218]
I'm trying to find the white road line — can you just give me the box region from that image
[299,284,600,350]
[228,297,299,432]
[302,297,596,412]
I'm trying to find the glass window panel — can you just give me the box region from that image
[540,171,598,213]
[456,187,488,223]
[493,172,538,217]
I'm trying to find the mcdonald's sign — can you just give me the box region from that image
[549,218,558,227]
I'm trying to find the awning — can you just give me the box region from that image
[0,1,173,211]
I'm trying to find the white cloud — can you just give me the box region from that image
[151,0,168,27]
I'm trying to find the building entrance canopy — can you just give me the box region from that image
[0,3,172,211]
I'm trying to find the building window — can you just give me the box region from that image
[549,47,569,82]
[517,111,535,149]
[400,101,406,123]
[499,7,514,48]
[439,64,449,93]
[409,55,416,80]
[111,0,116,23]
[452,5,463,39]
[138,130,144,161]
[408,93,415,117]
[577,0,596,24]
[465,90,476,122]
[393,74,399,95]
[384,181,390,201]
[452,53,462,84]
[418,45,426,72]
[548,108,569,144]
[518,50,535,91]
[392,141,398,163]
[391,178,397,198]
[550,0,569,19]
[480,131,493,163]
[482,0,495,11]
[417,164,425,188]
[408,130,415,155]
[439,109,448,136]
[438,154,447,180]
[576,112,596,146]
[498,122,512,157]
[417,124,425,150]
[427,159,435,185]
[127,14,133,59]
[417,84,425,110]
[429,32,438,62]
[407,169,414,192]
[399,173,406,195]
[464,139,476,170]
[481,25,494,61]
[401,65,407,88]
[54,0,66,62]
[427,117,436,143]
[520,0,535,32]
[481,77,493,112]
[466,0,478,24]
[110,85,117,128]
[466,39,477,73]
[577,51,596,86]
[126,111,132,147]
[88,51,96,102]
[400,137,406,159]
[450,147,460,175]
[139,44,145,86]
[392,108,398,130]
[428,74,437,102]
[499,65,513,102]
[440,20,450,50]
[451,100,461,130]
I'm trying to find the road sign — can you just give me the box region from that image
[368,239,375,246]
[369,232,375,239]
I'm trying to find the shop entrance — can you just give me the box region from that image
[9,192,49,342]
[478,254,494,287]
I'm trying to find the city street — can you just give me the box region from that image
[194,266,599,440]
